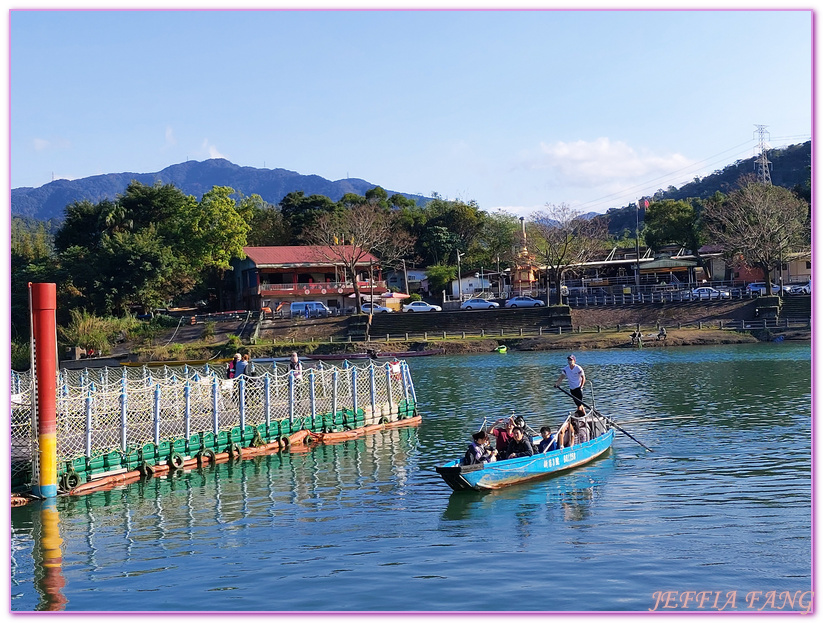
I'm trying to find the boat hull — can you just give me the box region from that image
[435,429,614,491]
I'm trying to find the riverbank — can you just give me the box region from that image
[86,301,810,366]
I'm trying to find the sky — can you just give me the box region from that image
[7,7,814,218]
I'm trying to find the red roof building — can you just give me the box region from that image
[229,245,387,311]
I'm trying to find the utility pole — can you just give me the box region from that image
[754,124,772,185]
[496,255,501,297]
[402,259,409,295]
[635,199,644,288]
[456,250,463,303]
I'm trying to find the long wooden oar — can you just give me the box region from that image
[555,386,654,452]
[618,415,697,425]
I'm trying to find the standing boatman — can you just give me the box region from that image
[553,354,586,407]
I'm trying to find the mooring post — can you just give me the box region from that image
[120,373,128,453]
[351,366,359,418]
[85,383,95,462]
[385,363,393,413]
[184,381,192,440]
[369,364,377,418]
[288,371,295,424]
[29,283,58,498]
[239,377,246,431]
[332,368,339,421]
[153,384,161,446]
[264,375,271,428]
[212,376,219,434]
[309,369,317,420]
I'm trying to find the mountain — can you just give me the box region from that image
[601,141,811,237]
[11,159,427,221]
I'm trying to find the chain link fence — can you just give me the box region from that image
[11,359,417,491]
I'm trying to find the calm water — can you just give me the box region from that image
[10,343,812,613]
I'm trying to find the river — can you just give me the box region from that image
[10,342,812,613]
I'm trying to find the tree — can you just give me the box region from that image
[238,194,290,246]
[307,204,413,313]
[530,203,609,305]
[704,176,810,293]
[643,198,709,269]
[474,210,520,270]
[51,181,254,315]
[279,191,341,241]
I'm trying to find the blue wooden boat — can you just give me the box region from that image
[435,426,614,491]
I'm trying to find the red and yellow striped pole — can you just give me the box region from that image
[30,283,58,498]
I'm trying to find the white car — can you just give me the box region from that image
[504,296,545,308]
[686,287,730,300]
[789,280,811,295]
[745,282,783,295]
[361,302,393,313]
[402,301,442,312]
[460,299,500,310]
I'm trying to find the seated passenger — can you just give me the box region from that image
[556,418,574,449]
[572,418,590,444]
[488,418,515,456]
[537,426,557,453]
[504,427,535,460]
[463,431,497,465]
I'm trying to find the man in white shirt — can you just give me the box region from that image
[553,354,586,407]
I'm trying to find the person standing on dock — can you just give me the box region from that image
[234,353,248,378]
[227,353,241,379]
[554,354,586,407]
[288,352,303,380]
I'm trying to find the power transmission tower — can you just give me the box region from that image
[753,124,772,185]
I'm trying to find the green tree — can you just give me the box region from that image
[644,198,708,256]
[422,264,454,302]
[240,194,290,246]
[279,191,341,241]
[419,225,461,266]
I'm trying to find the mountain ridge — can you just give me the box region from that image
[11,158,425,220]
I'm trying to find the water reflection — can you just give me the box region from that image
[442,450,615,525]
[33,499,66,611]
[10,344,810,612]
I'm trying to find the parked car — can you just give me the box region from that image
[504,296,545,308]
[789,279,811,295]
[460,298,500,310]
[685,287,731,300]
[745,282,783,295]
[361,302,393,313]
[402,301,442,312]
[289,301,331,317]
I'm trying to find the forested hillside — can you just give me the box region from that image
[601,141,810,238]
[11,158,427,221]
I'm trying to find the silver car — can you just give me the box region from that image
[402,301,442,312]
[504,296,545,308]
[460,299,500,310]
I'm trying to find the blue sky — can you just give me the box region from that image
[8,8,813,217]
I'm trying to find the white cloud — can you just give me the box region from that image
[164,126,176,148]
[33,138,50,151]
[200,139,226,160]
[525,137,693,188]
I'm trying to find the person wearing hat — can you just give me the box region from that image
[554,354,586,407]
